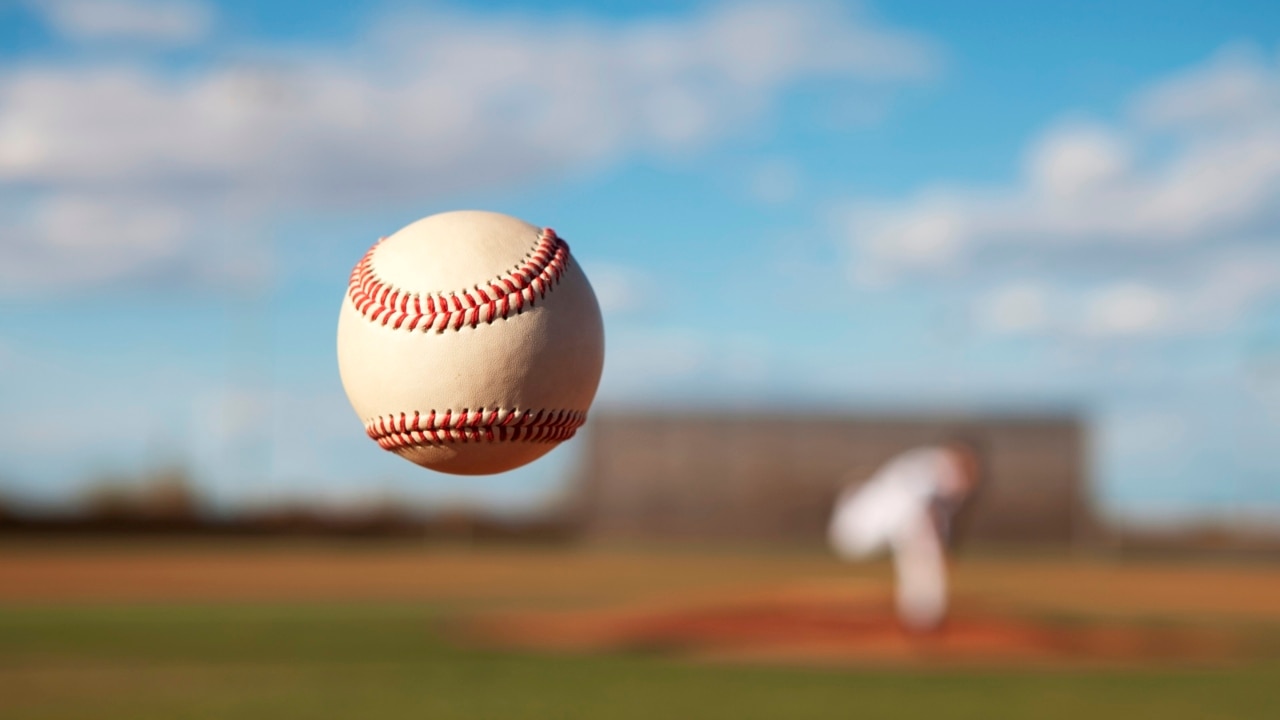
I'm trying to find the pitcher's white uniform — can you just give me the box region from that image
[828,447,971,630]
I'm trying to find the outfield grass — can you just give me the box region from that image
[2,603,1277,720]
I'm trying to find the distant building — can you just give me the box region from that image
[570,411,1094,548]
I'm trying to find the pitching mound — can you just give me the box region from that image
[473,585,1236,668]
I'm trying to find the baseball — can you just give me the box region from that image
[336,210,605,475]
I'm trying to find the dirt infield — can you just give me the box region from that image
[2,540,1279,621]
[0,542,849,605]
[474,583,1241,668]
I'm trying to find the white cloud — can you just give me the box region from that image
[977,282,1049,335]
[849,197,969,275]
[1081,282,1172,337]
[843,43,1280,335]
[973,250,1280,340]
[585,262,658,317]
[1026,122,1130,200]
[31,0,214,45]
[4,2,936,197]
[848,45,1280,265]
[0,194,190,291]
[1193,251,1280,325]
[600,327,710,400]
[1133,45,1280,131]
[747,157,803,204]
[0,1,937,296]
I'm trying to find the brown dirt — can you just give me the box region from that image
[2,541,1278,625]
[474,584,1242,668]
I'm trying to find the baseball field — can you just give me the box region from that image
[2,540,1278,719]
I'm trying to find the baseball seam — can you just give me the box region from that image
[348,228,570,333]
[366,408,587,450]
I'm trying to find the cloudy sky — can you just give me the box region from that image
[1,0,1278,520]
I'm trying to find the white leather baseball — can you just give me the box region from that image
[336,210,605,475]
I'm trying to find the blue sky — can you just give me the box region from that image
[1,0,1279,522]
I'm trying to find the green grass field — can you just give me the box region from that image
[1,602,1277,720]
[2,544,1279,719]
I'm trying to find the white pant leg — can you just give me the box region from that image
[891,511,947,631]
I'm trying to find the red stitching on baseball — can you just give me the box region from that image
[364,408,587,449]
[348,228,571,333]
